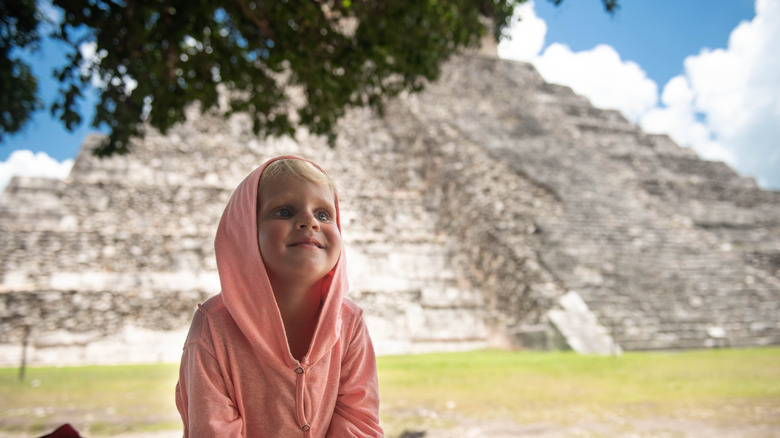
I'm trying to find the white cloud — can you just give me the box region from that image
[498,2,658,122]
[640,76,735,164]
[0,150,74,194]
[497,1,547,62]
[679,0,780,189]
[499,0,780,190]
[533,44,658,122]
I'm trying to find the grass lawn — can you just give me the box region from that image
[377,348,780,436]
[1,348,779,436]
[0,363,181,436]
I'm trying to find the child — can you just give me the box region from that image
[175,156,383,437]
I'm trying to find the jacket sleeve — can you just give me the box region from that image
[326,315,384,437]
[176,311,244,438]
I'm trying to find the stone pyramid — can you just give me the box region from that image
[1,55,779,365]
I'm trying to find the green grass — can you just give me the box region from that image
[1,348,779,436]
[0,364,181,436]
[377,348,780,436]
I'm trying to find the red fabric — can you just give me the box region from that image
[39,424,81,438]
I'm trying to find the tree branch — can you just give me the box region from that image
[235,0,274,40]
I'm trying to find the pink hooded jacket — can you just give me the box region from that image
[175,156,383,437]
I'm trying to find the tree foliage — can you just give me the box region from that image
[1,0,618,156]
[0,0,41,142]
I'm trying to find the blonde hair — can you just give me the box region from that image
[260,158,336,193]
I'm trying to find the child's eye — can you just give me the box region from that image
[316,211,331,221]
[275,208,293,218]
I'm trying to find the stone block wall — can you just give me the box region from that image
[1,55,778,365]
[380,55,780,350]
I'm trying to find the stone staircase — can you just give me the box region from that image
[397,55,780,350]
[1,54,778,365]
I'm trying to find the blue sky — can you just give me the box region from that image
[2,35,98,162]
[534,0,756,89]
[2,0,779,190]
[500,0,780,190]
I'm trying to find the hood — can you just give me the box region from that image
[214,156,347,368]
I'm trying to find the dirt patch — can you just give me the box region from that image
[8,411,779,438]
[393,412,780,438]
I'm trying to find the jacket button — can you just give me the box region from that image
[295,366,304,374]
[302,424,310,432]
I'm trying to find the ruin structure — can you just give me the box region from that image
[1,55,779,365]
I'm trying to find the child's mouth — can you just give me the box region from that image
[290,238,323,248]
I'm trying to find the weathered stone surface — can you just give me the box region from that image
[548,291,621,355]
[1,54,778,365]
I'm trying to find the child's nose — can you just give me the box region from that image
[297,212,319,230]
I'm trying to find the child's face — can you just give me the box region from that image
[257,175,341,287]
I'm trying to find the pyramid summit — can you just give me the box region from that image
[1,55,779,365]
